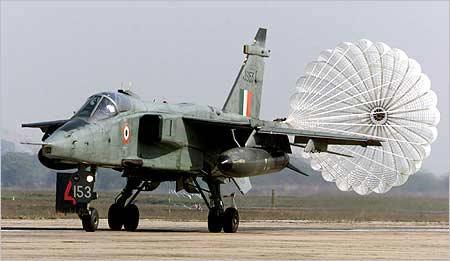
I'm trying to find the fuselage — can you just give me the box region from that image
[42,91,273,176]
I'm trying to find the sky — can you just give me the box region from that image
[1,1,449,175]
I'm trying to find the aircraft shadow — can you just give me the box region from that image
[0,226,342,233]
[1,226,204,233]
[2,225,432,233]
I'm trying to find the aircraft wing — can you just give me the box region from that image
[22,119,68,133]
[258,126,382,147]
[182,116,381,146]
[182,116,251,129]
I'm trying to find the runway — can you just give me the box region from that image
[1,219,448,260]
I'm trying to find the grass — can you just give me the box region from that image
[1,190,448,222]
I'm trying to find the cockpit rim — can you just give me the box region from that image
[73,91,132,122]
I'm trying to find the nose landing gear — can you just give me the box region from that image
[80,207,99,232]
[56,165,100,232]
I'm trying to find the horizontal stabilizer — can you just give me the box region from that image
[286,163,309,176]
[323,150,353,158]
[290,143,353,158]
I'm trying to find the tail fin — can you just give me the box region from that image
[222,28,270,119]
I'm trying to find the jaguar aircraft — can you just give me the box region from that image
[23,28,381,233]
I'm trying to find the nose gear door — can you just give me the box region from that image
[56,167,97,213]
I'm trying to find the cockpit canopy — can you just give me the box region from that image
[74,92,132,121]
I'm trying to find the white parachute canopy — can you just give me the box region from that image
[287,39,440,195]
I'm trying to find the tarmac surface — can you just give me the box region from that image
[1,219,448,260]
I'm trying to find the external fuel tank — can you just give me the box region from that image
[217,147,289,177]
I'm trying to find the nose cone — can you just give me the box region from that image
[42,130,73,159]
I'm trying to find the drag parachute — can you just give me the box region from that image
[287,39,440,195]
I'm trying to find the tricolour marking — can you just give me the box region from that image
[239,88,253,117]
[122,123,131,144]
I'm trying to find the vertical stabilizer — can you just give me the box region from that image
[223,28,270,119]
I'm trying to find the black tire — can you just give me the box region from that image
[208,209,223,233]
[223,207,239,233]
[108,203,124,231]
[123,204,139,231]
[82,207,99,232]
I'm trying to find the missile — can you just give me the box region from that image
[217,147,289,177]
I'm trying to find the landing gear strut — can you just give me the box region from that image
[203,179,240,233]
[75,166,99,232]
[207,181,224,232]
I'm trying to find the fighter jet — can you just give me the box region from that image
[22,28,381,233]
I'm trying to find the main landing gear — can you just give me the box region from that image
[207,206,239,233]
[108,203,140,231]
[201,180,240,233]
[107,178,158,231]
[57,165,239,233]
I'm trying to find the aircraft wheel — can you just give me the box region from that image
[223,207,239,233]
[208,209,223,233]
[82,207,99,232]
[123,204,139,231]
[108,203,124,231]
